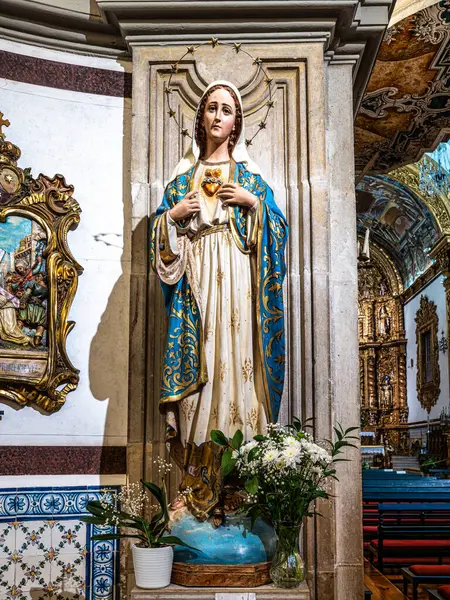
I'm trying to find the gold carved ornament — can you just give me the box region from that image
[415,295,440,413]
[390,164,450,234]
[0,113,82,413]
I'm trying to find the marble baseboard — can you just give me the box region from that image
[130,582,310,599]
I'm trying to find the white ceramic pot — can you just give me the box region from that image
[132,544,174,589]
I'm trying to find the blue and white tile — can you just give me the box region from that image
[52,521,86,554]
[0,523,16,555]
[16,555,50,592]
[16,523,49,556]
[0,487,119,600]
[0,558,15,591]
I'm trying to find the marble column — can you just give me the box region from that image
[326,62,363,600]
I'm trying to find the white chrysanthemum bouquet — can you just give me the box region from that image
[211,419,358,526]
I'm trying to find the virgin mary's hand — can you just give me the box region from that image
[217,183,257,209]
[169,191,200,221]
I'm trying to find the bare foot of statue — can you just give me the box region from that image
[212,507,225,528]
[169,496,186,511]
[223,488,246,513]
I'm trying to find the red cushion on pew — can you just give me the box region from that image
[373,557,450,565]
[410,565,450,575]
[371,540,450,550]
[438,585,450,599]
[364,526,378,534]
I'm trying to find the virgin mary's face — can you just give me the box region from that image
[203,88,236,145]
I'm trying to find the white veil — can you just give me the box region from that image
[169,80,263,181]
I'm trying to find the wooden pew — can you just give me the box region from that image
[368,505,450,573]
[402,566,450,600]
[427,587,450,599]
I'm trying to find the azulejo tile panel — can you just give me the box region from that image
[0,487,119,600]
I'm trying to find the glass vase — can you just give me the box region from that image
[270,522,304,588]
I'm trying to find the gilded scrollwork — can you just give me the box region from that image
[390,164,450,234]
[0,114,82,413]
[415,295,441,413]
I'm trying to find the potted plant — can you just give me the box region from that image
[81,457,196,589]
[212,419,357,589]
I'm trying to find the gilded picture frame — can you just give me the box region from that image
[0,113,82,413]
[415,295,440,413]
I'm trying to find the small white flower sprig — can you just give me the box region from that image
[166,37,275,148]
[211,419,358,527]
[80,459,197,550]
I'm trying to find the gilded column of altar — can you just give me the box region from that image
[367,348,377,409]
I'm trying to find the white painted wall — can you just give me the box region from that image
[0,40,131,446]
[405,275,449,423]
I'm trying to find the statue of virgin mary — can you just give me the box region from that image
[150,80,288,523]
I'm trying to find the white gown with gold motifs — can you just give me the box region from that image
[160,159,268,447]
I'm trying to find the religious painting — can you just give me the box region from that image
[0,111,82,413]
[0,216,48,351]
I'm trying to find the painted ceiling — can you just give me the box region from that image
[356,174,440,287]
[355,0,450,175]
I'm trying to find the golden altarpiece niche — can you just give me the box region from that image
[0,113,82,413]
[358,246,408,453]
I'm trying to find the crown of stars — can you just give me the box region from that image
[165,38,275,144]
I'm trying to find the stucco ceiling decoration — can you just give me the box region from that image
[356,174,440,287]
[355,1,450,175]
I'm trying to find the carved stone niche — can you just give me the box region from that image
[136,45,314,474]
[0,113,82,413]
[416,295,440,413]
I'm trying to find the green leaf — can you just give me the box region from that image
[231,429,244,450]
[344,426,359,434]
[86,501,142,526]
[245,476,258,495]
[253,434,265,441]
[161,536,199,551]
[142,481,164,507]
[211,430,230,447]
[247,447,258,462]
[333,426,343,441]
[221,450,236,476]
[80,516,108,525]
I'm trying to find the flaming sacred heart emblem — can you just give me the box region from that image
[201,168,223,197]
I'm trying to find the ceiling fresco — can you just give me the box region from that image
[356,175,440,287]
[355,1,450,175]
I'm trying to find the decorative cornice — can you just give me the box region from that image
[430,234,450,277]
[0,0,126,57]
[401,261,442,304]
[0,0,395,112]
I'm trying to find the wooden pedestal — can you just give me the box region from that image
[171,561,271,587]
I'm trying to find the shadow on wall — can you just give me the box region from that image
[88,94,132,444]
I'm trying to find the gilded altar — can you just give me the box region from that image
[358,242,408,452]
